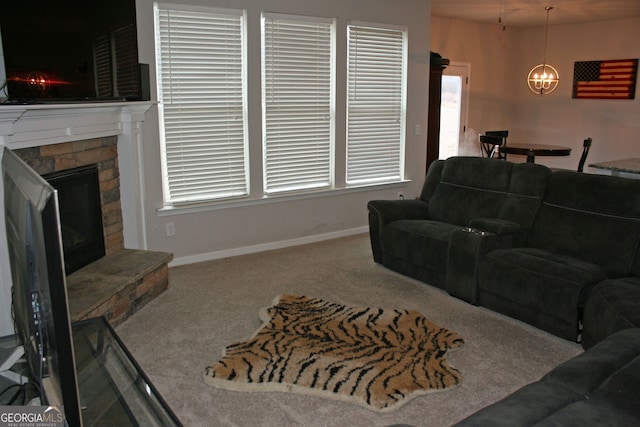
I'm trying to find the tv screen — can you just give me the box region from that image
[2,147,82,426]
[0,0,144,103]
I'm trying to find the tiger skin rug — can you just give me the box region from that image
[204,294,464,412]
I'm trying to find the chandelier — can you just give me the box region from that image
[527,6,559,95]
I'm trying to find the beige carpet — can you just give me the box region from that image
[205,294,464,412]
[115,234,582,426]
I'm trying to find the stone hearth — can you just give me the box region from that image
[67,249,173,327]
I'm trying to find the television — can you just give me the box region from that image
[0,0,147,103]
[2,147,82,426]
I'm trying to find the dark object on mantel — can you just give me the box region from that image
[0,0,148,103]
[426,51,450,172]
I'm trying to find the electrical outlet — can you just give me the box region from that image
[397,192,405,200]
[165,222,175,237]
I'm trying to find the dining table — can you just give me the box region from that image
[501,143,572,163]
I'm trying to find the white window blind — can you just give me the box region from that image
[262,13,334,194]
[155,5,248,205]
[347,23,407,184]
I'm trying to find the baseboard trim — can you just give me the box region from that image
[169,226,368,267]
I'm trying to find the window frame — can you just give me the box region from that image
[154,3,250,206]
[261,12,336,195]
[153,8,410,211]
[346,21,408,185]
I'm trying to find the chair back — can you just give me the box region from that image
[485,130,509,160]
[479,134,504,158]
[577,137,593,173]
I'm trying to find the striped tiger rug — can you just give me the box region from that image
[204,294,464,412]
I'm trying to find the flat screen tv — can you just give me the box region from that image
[2,147,82,426]
[0,0,146,103]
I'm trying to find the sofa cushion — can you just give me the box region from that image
[381,219,459,288]
[582,277,640,349]
[480,247,608,314]
[418,159,445,201]
[527,171,640,277]
[427,157,513,226]
[478,247,607,339]
[498,162,551,229]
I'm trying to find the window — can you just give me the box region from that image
[346,23,407,184]
[262,13,334,194]
[155,4,248,205]
[154,8,408,208]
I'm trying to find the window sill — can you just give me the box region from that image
[156,180,411,217]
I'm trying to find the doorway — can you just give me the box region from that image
[438,62,470,159]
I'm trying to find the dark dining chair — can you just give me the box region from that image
[485,130,509,160]
[577,137,593,173]
[479,134,504,159]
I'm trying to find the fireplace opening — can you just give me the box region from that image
[44,165,105,275]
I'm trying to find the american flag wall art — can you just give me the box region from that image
[572,59,638,99]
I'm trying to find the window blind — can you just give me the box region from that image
[155,5,248,205]
[346,24,407,184]
[262,14,334,194]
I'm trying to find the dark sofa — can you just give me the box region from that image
[368,156,640,346]
[454,327,640,426]
[369,156,640,425]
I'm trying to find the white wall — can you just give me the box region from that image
[135,0,433,264]
[431,16,640,170]
[430,17,520,135]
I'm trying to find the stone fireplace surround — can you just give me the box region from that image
[15,136,124,257]
[0,102,172,326]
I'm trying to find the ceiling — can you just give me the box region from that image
[431,0,640,28]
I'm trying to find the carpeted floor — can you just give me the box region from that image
[115,234,582,426]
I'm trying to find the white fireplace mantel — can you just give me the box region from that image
[0,101,153,148]
[0,101,156,336]
[0,101,155,250]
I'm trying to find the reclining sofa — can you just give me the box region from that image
[368,156,640,347]
[453,327,640,426]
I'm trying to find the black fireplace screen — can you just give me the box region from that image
[44,165,105,275]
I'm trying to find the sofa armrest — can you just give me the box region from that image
[367,199,429,263]
[446,225,525,304]
[469,217,526,237]
[367,199,430,225]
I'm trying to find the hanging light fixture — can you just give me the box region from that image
[527,6,559,95]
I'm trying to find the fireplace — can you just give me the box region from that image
[12,136,124,259]
[1,102,173,326]
[44,165,106,275]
